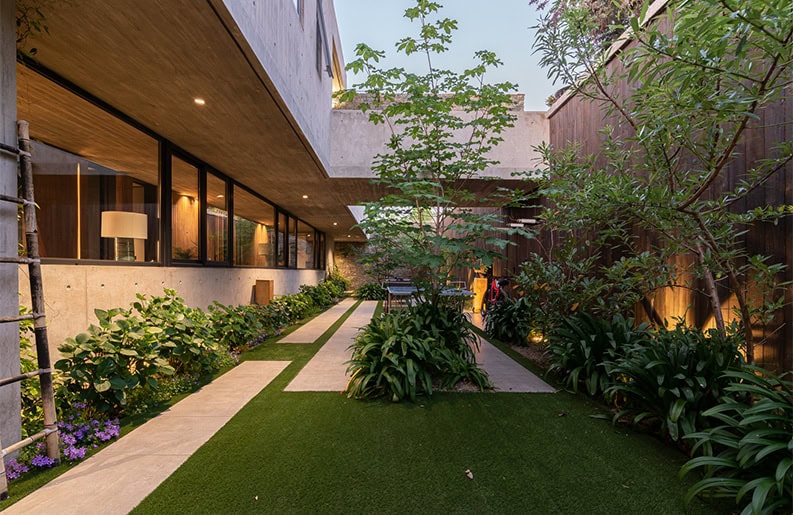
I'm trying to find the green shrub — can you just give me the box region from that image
[346,302,489,401]
[55,307,176,415]
[130,290,220,377]
[681,367,792,515]
[546,312,649,397]
[271,292,316,321]
[207,302,270,352]
[326,266,351,291]
[605,324,743,443]
[484,296,535,346]
[355,282,387,301]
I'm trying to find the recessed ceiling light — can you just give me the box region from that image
[194,98,206,106]
[333,222,338,226]
[216,194,224,198]
[347,235,351,238]
[302,194,309,199]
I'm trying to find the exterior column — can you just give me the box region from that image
[0,0,21,449]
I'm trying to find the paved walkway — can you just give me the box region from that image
[3,361,290,515]
[278,297,357,343]
[285,301,378,392]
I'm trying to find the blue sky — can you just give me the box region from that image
[333,0,557,111]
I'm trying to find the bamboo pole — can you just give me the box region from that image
[18,120,60,464]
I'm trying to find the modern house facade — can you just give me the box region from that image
[0,0,356,449]
[0,0,548,449]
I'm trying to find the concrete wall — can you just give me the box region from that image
[1,0,21,449]
[221,0,344,171]
[330,108,548,179]
[19,265,324,361]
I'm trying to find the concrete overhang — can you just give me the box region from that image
[16,0,366,240]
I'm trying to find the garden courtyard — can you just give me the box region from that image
[2,299,731,514]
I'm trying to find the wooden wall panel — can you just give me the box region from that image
[547,36,792,370]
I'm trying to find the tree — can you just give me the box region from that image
[335,0,527,304]
[530,0,793,362]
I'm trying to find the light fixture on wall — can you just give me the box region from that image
[101,211,148,261]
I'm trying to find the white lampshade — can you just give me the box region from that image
[101,211,148,239]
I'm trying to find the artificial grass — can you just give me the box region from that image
[132,306,728,514]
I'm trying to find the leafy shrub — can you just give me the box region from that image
[605,324,743,443]
[355,282,387,300]
[326,266,351,291]
[346,310,435,402]
[681,367,793,515]
[347,302,489,401]
[546,312,649,397]
[270,292,316,321]
[207,302,270,352]
[130,290,220,377]
[55,307,176,415]
[484,296,535,346]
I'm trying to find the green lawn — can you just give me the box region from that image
[131,310,728,515]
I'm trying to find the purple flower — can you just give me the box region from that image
[62,433,77,446]
[30,454,56,468]
[63,445,87,461]
[5,459,29,481]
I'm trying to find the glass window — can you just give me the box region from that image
[277,211,288,267]
[171,156,199,261]
[206,172,228,262]
[296,220,315,269]
[29,141,159,262]
[233,186,275,267]
[289,216,298,267]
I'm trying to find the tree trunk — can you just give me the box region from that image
[695,240,726,338]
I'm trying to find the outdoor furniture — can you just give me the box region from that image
[384,283,474,313]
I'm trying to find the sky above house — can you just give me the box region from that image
[333,0,557,112]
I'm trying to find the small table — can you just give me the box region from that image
[384,285,474,313]
[385,285,417,313]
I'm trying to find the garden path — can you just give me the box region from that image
[277,297,357,343]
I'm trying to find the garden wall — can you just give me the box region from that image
[545,17,792,371]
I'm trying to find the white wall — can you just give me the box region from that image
[19,265,324,361]
[330,108,548,179]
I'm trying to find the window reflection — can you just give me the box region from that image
[171,157,199,260]
[206,172,228,262]
[233,186,275,267]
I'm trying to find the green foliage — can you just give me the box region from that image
[130,290,219,377]
[337,0,526,299]
[326,266,351,291]
[546,312,649,397]
[269,292,316,322]
[529,0,793,362]
[355,282,387,301]
[347,303,489,401]
[18,304,43,437]
[206,302,269,352]
[55,307,176,415]
[681,367,793,515]
[605,324,743,443]
[483,296,535,346]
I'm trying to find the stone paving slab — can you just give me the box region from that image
[278,297,357,343]
[2,360,290,515]
[473,338,556,393]
[284,301,378,392]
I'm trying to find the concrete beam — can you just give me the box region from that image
[0,0,21,449]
